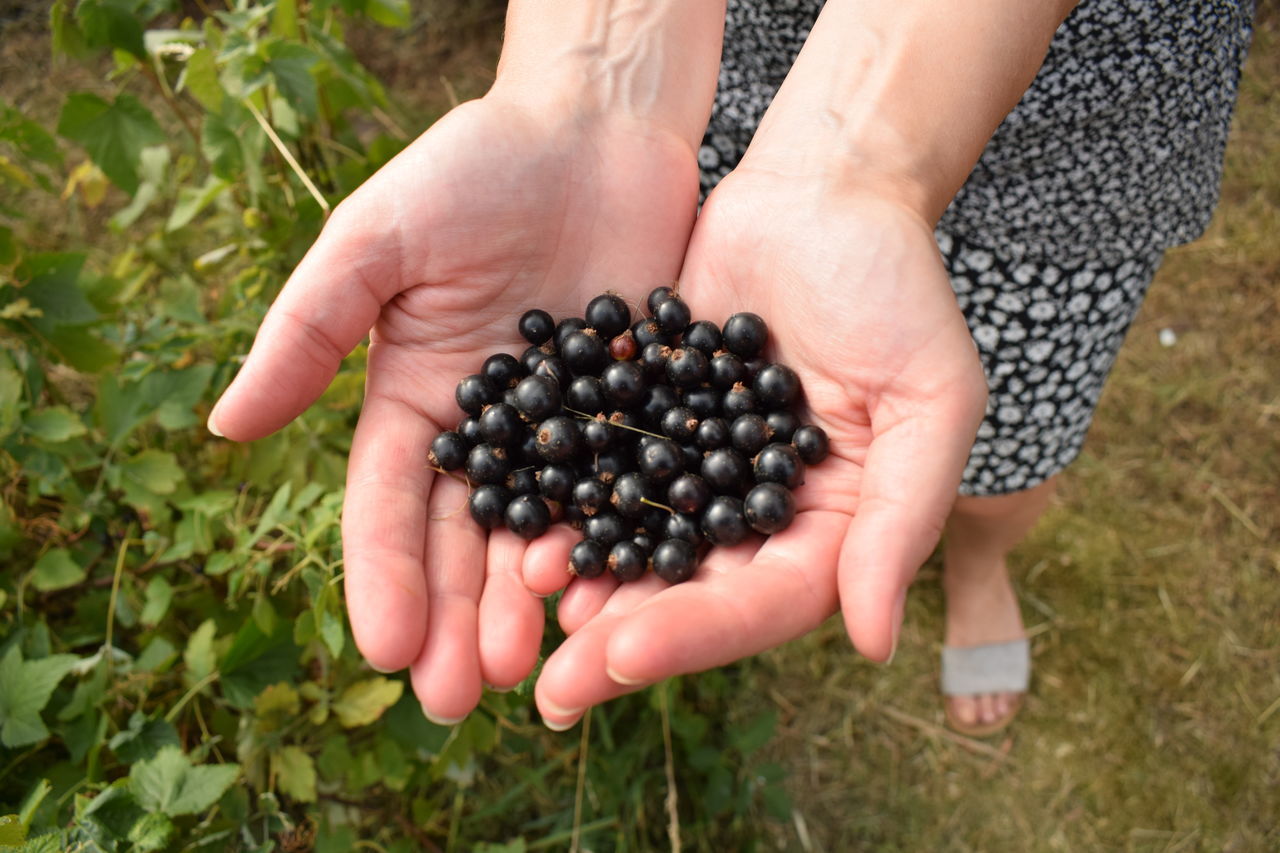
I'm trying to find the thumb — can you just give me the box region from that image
[209,199,403,441]
[837,394,984,661]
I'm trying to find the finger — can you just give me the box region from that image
[521,525,580,597]
[836,402,983,662]
[604,512,843,685]
[478,526,543,690]
[409,475,488,724]
[556,573,620,635]
[341,390,436,672]
[210,198,402,440]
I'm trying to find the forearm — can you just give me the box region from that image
[490,0,727,150]
[740,0,1078,222]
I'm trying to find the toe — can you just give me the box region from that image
[948,695,979,727]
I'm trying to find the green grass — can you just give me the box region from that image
[743,14,1280,853]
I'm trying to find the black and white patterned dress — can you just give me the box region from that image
[700,0,1254,495]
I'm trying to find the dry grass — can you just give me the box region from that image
[748,15,1280,853]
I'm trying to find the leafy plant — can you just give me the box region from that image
[0,2,788,849]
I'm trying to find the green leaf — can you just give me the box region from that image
[24,407,86,443]
[31,548,86,592]
[273,746,316,803]
[109,713,181,764]
[0,360,23,444]
[182,47,224,113]
[17,252,95,331]
[184,619,217,682]
[120,449,184,495]
[366,0,411,28]
[0,647,79,747]
[0,100,62,168]
[264,41,320,119]
[139,576,173,626]
[271,0,300,39]
[129,746,240,817]
[167,175,228,232]
[75,0,147,60]
[127,812,174,852]
[0,815,26,847]
[57,93,165,195]
[332,677,403,728]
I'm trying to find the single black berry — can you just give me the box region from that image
[573,477,613,516]
[565,375,607,415]
[555,317,588,352]
[562,329,608,375]
[701,447,751,495]
[521,344,550,375]
[538,463,576,504]
[646,285,675,314]
[518,309,555,345]
[652,539,698,584]
[469,484,511,529]
[632,318,670,348]
[722,382,759,420]
[611,472,651,518]
[581,417,614,452]
[585,293,632,338]
[638,384,680,426]
[482,353,526,390]
[792,425,831,464]
[569,539,607,578]
[682,320,722,356]
[730,414,773,457]
[743,482,796,535]
[702,496,749,547]
[457,416,483,446]
[479,402,526,447]
[513,374,562,421]
[584,513,631,547]
[641,342,672,377]
[709,352,749,389]
[664,512,704,546]
[456,374,496,416]
[660,406,699,443]
[429,431,468,471]
[754,363,801,409]
[465,443,510,485]
[694,417,730,450]
[722,312,768,359]
[682,385,720,419]
[667,473,712,515]
[505,466,540,495]
[594,446,632,482]
[608,540,648,582]
[766,410,801,444]
[505,493,551,539]
[637,437,685,484]
[753,442,806,489]
[666,347,709,388]
[535,415,582,463]
[534,356,570,389]
[654,296,692,335]
[602,360,647,407]
[632,532,656,556]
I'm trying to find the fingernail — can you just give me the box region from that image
[544,715,582,732]
[369,662,398,674]
[542,698,583,722]
[422,707,466,727]
[484,681,514,694]
[207,412,224,438]
[886,588,908,665]
[605,665,646,686]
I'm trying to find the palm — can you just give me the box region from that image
[211,96,700,720]
[527,171,988,724]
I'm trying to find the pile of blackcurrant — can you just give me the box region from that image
[428,288,830,585]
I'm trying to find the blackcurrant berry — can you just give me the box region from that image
[608,540,648,582]
[573,477,612,516]
[753,442,806,489]
[640,342,672,377]
[521,344,550,374]
[654,296,692,335]
[664,512,705,546]
[581,417,614,452]
[743,482,796,534]
[682,385,721,419]
[611,472,651,518]
[638,384,680,427]
[667,473,712,515]
[593,447,632,482]
[602,360,647,407]
[457,416,483,446]
[637,437,685,484]
[632,318,670,348]
[652,539,698,584]
[585,293,632,338]
[709,351,749,389]
[609,330,638,361]
[429,431,468,471]
[535,415,582,463]
[682,320,722,356]
[479,402,526,447]
[730,414,773,457]
[555,317,588,352]
[792,425,831,464]
[456,374,496,416]
[646,285,675,314]
[565,375,607,415]
[562,329,608,375]
[505,466,540,495]
[518,309,555,345]
[505,493,551,539]
[513,374,562,421]
[666,347,709,388]
[722,312,768,359]
[465,443,510,485]
[569,540,607,578]
[469,484,511,529]
[661,406,699,443]
[584,513,631,547]
[754,363,801,409]
[766,410,801,444]
[701,447,751,495]
[694,417,730,450]
[702,496,749,547]
[482,352,526,390]
[534,356,570,389]
[538,463,576,504]
[722,382,759,420]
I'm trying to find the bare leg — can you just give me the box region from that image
[942,475,1057,729]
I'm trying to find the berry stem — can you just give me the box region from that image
[640,496,677,515]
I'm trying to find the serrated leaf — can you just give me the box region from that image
[184,619,217,682]
[121,449,184,495]
[264,41,320,119]
[273,746,316,803]
[252,682,299,733]
[57,93,165,195]
[108,713,180,763]
[0,647,79,747]
[75,0,147,60]
[332,677,403,728]
[24,407,86,443]
[127,812,174,852]
[31,548,86,592]
[129,746,240,817]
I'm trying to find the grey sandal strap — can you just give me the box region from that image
[941,639,1031,696]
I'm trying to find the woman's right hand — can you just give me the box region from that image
[208,93,703,722]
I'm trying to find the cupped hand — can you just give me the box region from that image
[209,94,701,722]
[525,169,989,727]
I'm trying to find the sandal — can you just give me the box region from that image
[940,637,1030,737]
